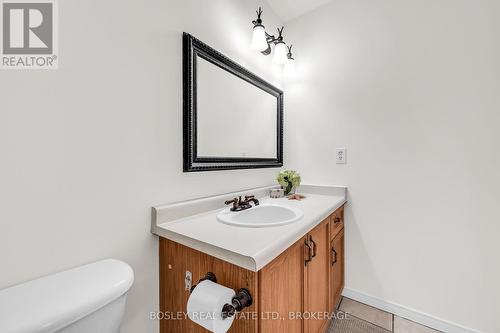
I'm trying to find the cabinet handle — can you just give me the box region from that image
[333,217,341,224]
[305,239,312,266]
[310,236,317,258]
[331,247,337,266]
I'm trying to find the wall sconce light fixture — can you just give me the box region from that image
[251,7,295,69]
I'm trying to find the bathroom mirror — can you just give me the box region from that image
[183,33,283,172]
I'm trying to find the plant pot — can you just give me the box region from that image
[283,183,296,196]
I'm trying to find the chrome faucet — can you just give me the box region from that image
[224,195,260,212]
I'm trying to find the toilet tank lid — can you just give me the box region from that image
[0,259,134,333]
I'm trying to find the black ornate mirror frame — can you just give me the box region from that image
[183,33,284,172]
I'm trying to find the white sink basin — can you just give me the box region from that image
[217,204,303,228]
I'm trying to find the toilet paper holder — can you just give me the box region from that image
[190,272,253,320]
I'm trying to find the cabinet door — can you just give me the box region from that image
[304,220,330,333]
[330,228,345,311]
[259,238,304,333]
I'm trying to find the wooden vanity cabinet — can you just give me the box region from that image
[159,205,345,333]
[258,207,344,333]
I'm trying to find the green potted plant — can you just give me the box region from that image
[277,170,301,196]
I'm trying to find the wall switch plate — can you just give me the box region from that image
[335,148,346,164]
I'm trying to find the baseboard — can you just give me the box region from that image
[342,288,482,333]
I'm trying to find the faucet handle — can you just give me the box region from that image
[243,195,259,206]
[225,198,238,205]
[225,198,241,212]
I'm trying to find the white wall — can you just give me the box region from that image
[284,1,500,332]
[0,1,282,332]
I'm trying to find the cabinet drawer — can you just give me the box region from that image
[330,206,344,240]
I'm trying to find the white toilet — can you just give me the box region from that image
[0,259,134,333]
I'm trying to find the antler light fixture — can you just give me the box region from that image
[251,7,295,69]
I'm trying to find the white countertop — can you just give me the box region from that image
[151,184,347,271]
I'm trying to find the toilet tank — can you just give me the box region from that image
[0,259,134,333]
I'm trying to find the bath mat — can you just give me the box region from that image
[327,311,391,333]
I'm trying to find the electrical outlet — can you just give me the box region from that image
[335,148,346,164]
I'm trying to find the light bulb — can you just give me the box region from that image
[273,42,288,65]
[251,25,268,52]
[284,57,295,76]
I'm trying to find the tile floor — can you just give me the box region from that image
[328,297,442,333]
